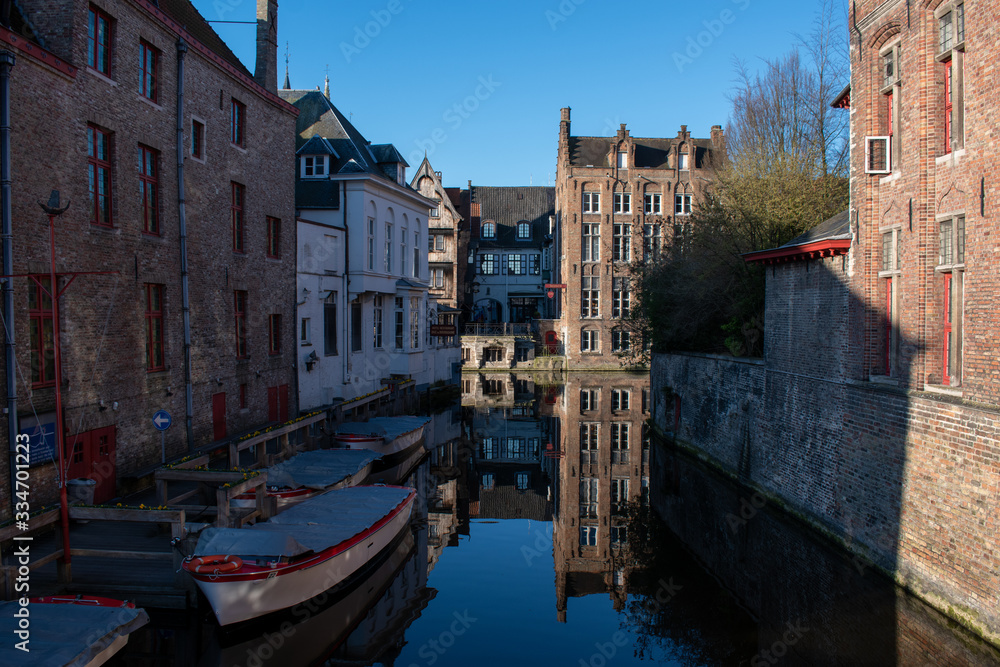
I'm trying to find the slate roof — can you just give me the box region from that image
[278,89,415,192]
[779,210,851,248]
[296,135,338,157]
[159,0,252,78]
[296,179,340,209]
[472,186,554,248]
[568,136,717,169]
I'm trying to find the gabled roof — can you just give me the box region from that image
[743,210,851,265]
[410,157,463,226]
[473,186,554,247]
[279,89,418,192]
[568,136,717,169]
[296,135,338,157]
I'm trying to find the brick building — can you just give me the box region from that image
[554,108,724,369]
[653,0,1000,644]
[1,0,297,513]
[410,158,462,312]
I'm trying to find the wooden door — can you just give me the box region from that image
[64,425,117,503]
[212,392,227,441]
[267,386,278,422]
[278,384,289,422]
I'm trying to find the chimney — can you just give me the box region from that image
[559,107,571,162]
[254,0,278,93]
[711,124,725,147]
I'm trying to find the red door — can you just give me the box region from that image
[64,426,117,504]
[212,392,227,441]
[278,384,289,422]
[267,386,278,422]
[268,384,290,423]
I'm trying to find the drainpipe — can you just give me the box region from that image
[1,50,16,516]
[176,40,194,452]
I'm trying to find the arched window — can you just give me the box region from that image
[517,222,531,240]
[482,221,496,239]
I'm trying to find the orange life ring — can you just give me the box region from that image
[188,555,243,574]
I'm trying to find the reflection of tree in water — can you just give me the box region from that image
[611,501,758,665]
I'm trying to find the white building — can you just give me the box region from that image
[281,86,458,410]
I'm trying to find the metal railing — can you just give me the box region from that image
[463,322,534,337]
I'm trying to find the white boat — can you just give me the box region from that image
[184,485,416,626]
[231,449,380,512]
[0,595,149,667]
[334,416,430,458]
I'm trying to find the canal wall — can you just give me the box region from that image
[651,352,1000,647]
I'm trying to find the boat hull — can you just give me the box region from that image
[231,461,374,511]
[335,426,423,457]
[191,488,415,626]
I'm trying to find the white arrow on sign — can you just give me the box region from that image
[154,414,169,428]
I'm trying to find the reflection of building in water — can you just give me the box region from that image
[551,372,651,621]
[462,375,556,521]
[425,407,471,573]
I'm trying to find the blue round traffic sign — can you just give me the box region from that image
[152,410,172,431]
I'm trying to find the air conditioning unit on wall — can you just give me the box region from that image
[865,136,891,174]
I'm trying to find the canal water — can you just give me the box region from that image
[109,372,1000,667]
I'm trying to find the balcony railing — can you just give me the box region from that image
[463,322,533,337]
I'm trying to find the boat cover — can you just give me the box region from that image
[266,449,381,490]
[193,486,413,558]
[336,417,430,441]
[0,600,148,667]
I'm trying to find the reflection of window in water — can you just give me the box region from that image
[580,423,599,465]
[429,524,439,538]
[611,423,630,464]
[481,437,497,459]
[580,388,598,411]
[613,568,625,586]
[514,378,531,394]
[516,472,530,490]
[483,378,504,394]
[611,388,630,411]
[611,525,628,545]
[511,405,530,417]
[641,477,649,505]
[580,477,599,518]
[482,473,494,490]
[580,525,598,546]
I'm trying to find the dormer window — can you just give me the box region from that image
[617,151,627,169]
[302,155,328,178]
[517,222,531,240]
[482,221,496,239]
[678,151,689,170]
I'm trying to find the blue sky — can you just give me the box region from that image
[192,0,842,188]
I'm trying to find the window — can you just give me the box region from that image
[643,224,661,262]
[516,472,530,491]
[385,224,393,273]
[268,314,281,355]
[87,6,112,76]
[611,424,629,464]
[880,42,902,170]
[324,292,337,355]
[87,125,113,226]
[529,254,540,275]
[413,231,419,278]
[28,277,54,387]
[302,155,328,178]
[581,277,600,318]
[231,98,245,147]
[612,329,631,352]
[431,269,444,288]
[391,298,404,349]
[617,151,627,169]
[138,145,158,235]
[482,221,496,239]
[517,222,531,239]
[580,388,597,411]
[351,300,363,353]
[583,191,600,214]
[880,226,902,376]
[430,200,440,218]
[938,214,965,385]
[582,223,600,262]
[481,253,498,275]
[675,193,692,215]
[580,525,598,546]
[938,3,965,154]
[483,346,504,363]
[300,317,310,344]
[482,473,495,490]
[507,254,525,275]
[230,182,244,252]
[266,217,280,258]
[373,294,383,348]
[611,478,629,513]
[580,477,598,518]
[401,227,407,276]
[580,424,598,465]
[678,152,689,170]
[613,224,631,262]
[145,284,165,371]
[359,218,371,272]
[581,328,599,352]
[611,525,628,545]
[410,297,420,349]
[642,387,649,413]
[612,278,630,318]
[191,119,205,160]
[435,234,445,251]
[139,41,158,102]
[611,389,630,411]
[613,192,631,214]
[644,193,661,215]
[234,291,248,358]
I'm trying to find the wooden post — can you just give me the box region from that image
[228,440,239,469]
[257,440,267,468]
[216,486,230,528]
[171,510,190,590]
[156,477,168,506]
[280,433,292,460]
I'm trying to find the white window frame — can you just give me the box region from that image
[675,193,692,215]
[613,192,632,214]
[644,193,661,215]
[583,191,600,214]
[301,155,328,178]
[482,221,496,239]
